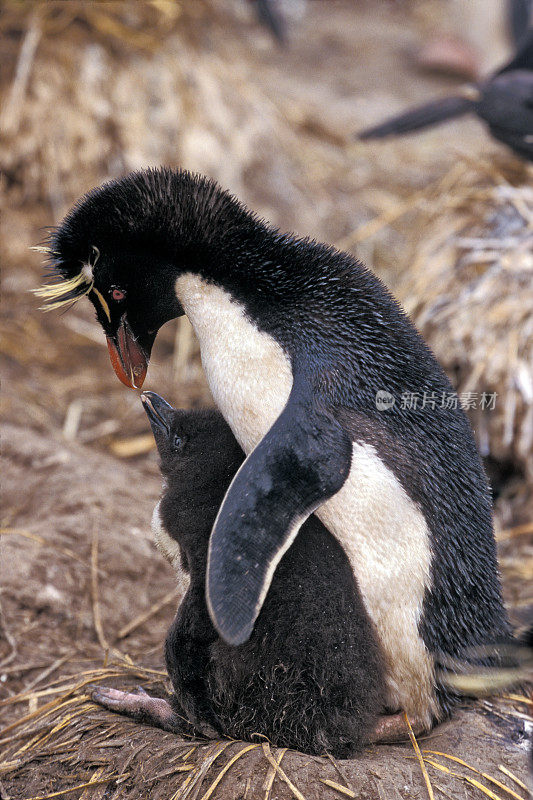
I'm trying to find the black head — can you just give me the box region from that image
[35,168,255,389]
[141,391,244,491]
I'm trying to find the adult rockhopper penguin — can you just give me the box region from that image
[37,167,511,736]
[93,393,386,756]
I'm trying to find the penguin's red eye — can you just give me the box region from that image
[112,288,125,301]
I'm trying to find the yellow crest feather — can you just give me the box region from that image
[33,245,100,312]
[32,270,94,311]
[29,245,52,255]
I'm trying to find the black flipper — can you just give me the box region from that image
[206,399,352,646]
[358,95,474,140]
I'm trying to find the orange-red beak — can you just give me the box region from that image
[106,315,148,390]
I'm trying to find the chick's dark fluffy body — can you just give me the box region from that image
[155,408,386,757]
[50,167,510,716]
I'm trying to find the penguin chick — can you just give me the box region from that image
[358,30,533,162]
[93,392,387,757]
[40,167,511,734]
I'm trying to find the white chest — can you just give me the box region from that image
[175,274,293,452]
[318,443,437,724]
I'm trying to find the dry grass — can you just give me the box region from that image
[395,157,533,484]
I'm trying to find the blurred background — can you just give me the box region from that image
[1,1,532,784]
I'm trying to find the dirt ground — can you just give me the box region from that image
[1,1,532,798]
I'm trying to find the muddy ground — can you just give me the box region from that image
[1,1,532,798]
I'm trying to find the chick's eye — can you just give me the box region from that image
[112,288,126,301]
[173,433,185,450]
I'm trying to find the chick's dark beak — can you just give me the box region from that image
[141,391,174,438]
[106,314,148,390]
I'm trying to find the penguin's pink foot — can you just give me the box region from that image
[90,685,219,739]
[370,712,427,743]
[91,685,180,732]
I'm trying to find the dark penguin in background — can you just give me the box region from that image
[37,167,510,736]
[93,393,386,756]
[358,30,533,162]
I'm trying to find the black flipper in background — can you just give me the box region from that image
[206,398,352,646]
[358,28,533,161]
[358,94,474,140]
